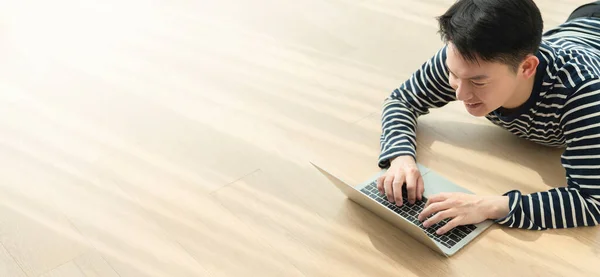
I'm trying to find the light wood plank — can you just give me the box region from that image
[0,197,88,277]
[213,170,423,277]
[0,148,89,277]
[74,252,120,277]
[139,190,305,277]
[40,261,85,277]
[0,244,26,277]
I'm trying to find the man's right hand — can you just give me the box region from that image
[376,156,424,206]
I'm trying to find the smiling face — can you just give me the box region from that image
[445,43,536,117]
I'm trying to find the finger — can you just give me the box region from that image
[383,174,394,203]
[419,201,455,222]
[417,175,425,201]
[423,209,455,228]
[376,175,385,195]
[392,171,405,206]
[424,193,449,209]
[437,217,462,235]
[405,168,418,204]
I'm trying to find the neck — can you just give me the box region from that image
[502,72,536,109]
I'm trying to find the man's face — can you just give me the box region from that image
[445,43,521,117]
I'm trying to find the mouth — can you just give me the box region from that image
[465,102,482,108]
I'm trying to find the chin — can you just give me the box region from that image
[467,111,488,117]
[464,103,488,117]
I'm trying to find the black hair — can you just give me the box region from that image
[437,0,543,71]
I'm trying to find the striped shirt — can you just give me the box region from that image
[378,17,600,230]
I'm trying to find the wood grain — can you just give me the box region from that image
[0,0,596,276]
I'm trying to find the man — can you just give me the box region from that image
[377,0,600,235]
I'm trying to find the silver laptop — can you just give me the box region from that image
[310,162,493,257]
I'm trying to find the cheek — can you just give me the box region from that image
[448,76,458,90]
[479,84,510,104]
[473,87,499,105]
[473,91,487,104]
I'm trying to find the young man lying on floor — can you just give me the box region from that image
[377,0,600,234]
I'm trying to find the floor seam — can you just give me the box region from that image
[353,112,376,124]
[209,168,261,195]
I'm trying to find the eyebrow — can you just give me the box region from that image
[447,68,489,81]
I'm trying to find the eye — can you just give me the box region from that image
[472,81,486,87]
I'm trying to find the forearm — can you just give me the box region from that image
[378,46,456,169]
[494,188,600,230]
[483,195,510,220]
[378,99,419,168]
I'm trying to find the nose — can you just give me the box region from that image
[453,80,473,101]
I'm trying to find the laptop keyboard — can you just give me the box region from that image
[360,181,477,249]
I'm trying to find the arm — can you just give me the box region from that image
[494,80,600,230]
[378,46,457,168]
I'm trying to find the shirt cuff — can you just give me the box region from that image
[494,190,522,225]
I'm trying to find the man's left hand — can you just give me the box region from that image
[417,193,509,235]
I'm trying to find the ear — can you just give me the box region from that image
[519,55,539,79]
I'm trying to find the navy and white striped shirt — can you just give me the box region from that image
[378,17,600,230]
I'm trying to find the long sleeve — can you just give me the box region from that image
[495,79,600,229]
[378,46,457,168]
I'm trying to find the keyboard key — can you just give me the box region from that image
[451,228,465,236]
[430,224,441,232]
[454,227,471,237]
[407,209,418,217]
[448,240,458,247]
[448,233,461,242]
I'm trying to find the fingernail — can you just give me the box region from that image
[436,230,443,235]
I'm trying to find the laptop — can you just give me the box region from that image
[310,162,493,256]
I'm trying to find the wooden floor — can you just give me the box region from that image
[0,0,598,276]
